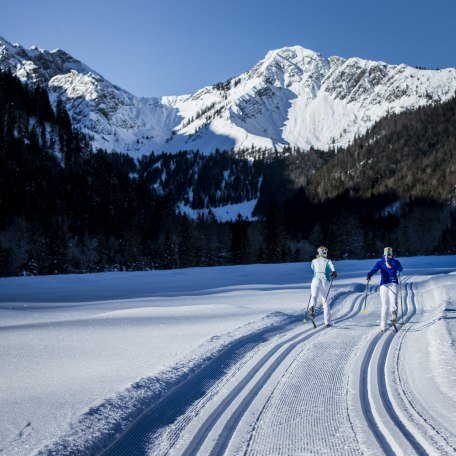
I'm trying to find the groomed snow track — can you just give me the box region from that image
[101,290,362,456]
[99,315,303,456]
[99,278,455,456]
[182,294,363,456]
[357,282,428,455]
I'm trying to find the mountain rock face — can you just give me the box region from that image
[1,36,455,156]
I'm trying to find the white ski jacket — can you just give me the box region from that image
[311,256,336,281]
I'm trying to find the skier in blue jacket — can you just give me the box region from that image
[366,246,403,333]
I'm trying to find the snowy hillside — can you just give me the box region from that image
[1,256,455,455]
[1,36,455,156]
[0,36,184,155]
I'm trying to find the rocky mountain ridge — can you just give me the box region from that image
[1,36,455,156]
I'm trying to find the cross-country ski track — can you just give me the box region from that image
[2,260,455,456]
[97,275,456,456]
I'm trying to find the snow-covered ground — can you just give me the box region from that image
[177,199,258,221]
[0,256,455,455]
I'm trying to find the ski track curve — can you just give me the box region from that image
[178,292,364,456]
[95,275,454,456]
[355,280,456,456]
[99,316,301,456]
[243,296,365,456]
[100,290,351,456]
[391,284,456,454]
[356,282,427,455]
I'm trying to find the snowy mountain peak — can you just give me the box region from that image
[263,45,323,63]
[1,35,455,156]
[248,46,327,87]
[0,36,98,86]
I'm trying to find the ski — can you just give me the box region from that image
[304,316,317,328]
[303,317,317,328]
[302,315,317,328]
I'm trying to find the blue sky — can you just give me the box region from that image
[1,0,455,97]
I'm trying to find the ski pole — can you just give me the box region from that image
[324,276,334,305]
[363,281,369,314]
[399,272,405,329]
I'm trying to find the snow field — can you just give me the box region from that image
[158,272,456,456]
[177,198,259,222]
[0,290,304,456]
[0,257,455,455]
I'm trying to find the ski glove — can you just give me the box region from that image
[366,275,371,281]
[331,271,337,278]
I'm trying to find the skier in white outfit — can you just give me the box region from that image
[310,246,337,327]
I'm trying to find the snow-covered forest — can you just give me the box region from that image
[1,70,455,276]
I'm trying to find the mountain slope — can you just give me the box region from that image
[0,36,184,155]
[305,94,456,203]
[1,36,455,156]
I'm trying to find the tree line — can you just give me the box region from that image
[0,69,454,276]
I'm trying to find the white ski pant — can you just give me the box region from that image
[310,278,331,325]
[379,283,399,330]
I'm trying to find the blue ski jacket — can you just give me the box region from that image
[367,256,403,286]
